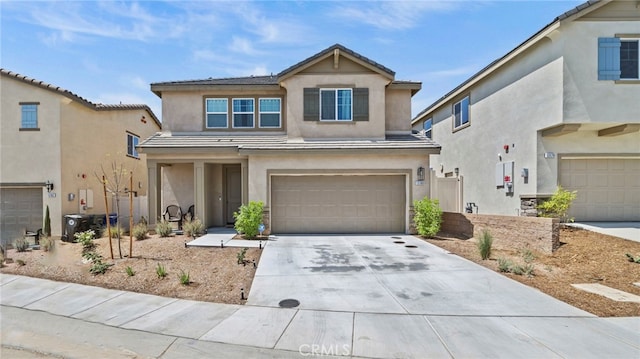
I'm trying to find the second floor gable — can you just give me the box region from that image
[151,44,421,140]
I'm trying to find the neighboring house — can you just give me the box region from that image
[412,0,640,221]
[140,44,439,234]
[0,69,161,245]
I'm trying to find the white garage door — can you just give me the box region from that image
[1,188,43,246]
[559,158,640,221]
[271,175,406,234]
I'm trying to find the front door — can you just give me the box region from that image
[225,166,242,224]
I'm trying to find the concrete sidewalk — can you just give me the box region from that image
[569,222,640,243]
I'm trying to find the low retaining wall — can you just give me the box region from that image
[439,212,559,254]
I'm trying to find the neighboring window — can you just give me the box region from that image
[453,96,470,129]
[259,98,281,128]
[233,98,254,128]
[598,37,640,80]
[320,89,352,121]
[21,103,38,129]
[206,98,228,128]
[127,133,139,158]
[620,39,639,79]
[424,118,433,139]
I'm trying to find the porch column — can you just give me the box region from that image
[194,161,205,222]
[241,159,248,204]
[147,162,160,226]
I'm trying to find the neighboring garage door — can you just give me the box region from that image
[559,158,640,221]
[0,188,43,246]
[271,175,406,233]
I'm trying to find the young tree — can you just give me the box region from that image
[95,161,131,259]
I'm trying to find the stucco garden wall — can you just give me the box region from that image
[439,212,560,254]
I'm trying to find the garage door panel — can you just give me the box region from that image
[560,158,640,221]
[272,175,405,233]
[1,188,43,246]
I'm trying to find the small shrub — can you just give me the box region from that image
[520,248,536,263]
[40,236,55,252]
[498,257,512,273]
[237,247,248,265]
[413,197,443,238]
[74,230,96,251]
[43,205,51,237]
[125,266,135,276]
[183,218,205,238]
[108,226,124,239]
[156,263,167,278]
[16,259,26,266]
[538,186,577,223]
[132,223,148,241]
[178,270,190,285]
[90,260,112,275]
[14,238,30,252]
[156,220,173,238]
[234,201,264,239]
[82,251,101,263]
[625,253,640,263]
[477,230,493,260]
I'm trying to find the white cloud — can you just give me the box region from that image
[334,1,462,30]
[229,36,262,56]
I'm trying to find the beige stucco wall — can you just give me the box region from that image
[1,74,160,236]
[247,152,430,233]
[385,88,413,133]
[416,5,640,216]
[281,74,389,139]
[160,163,194,212]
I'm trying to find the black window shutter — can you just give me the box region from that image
[303,88,319,121]
[353,88,369,121]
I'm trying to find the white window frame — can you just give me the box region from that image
[620,38,640,80]
[453,96,470,130]
[320,88,352,121]
[258,98,281,128]
[424,118,433,139]
[205,98,229,128]
[127,132,140,158]
[232,98,255,128]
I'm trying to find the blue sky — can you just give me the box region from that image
[1,0,584,120]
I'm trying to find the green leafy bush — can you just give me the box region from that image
[538,186,577,223]
[498,257,512,272]
[90,260,112,275]
[497,257,535,277]
[74,230,96,251]
[183,218,205,238]
[234,201,264,239]
[14,238,30,252]
[156,263,167,278]
[237,247,248,265]
[156,219,173,238]
[108,226,124,238]
[477,230,493,260]
[413,197,442,238]
[132,223,148,241]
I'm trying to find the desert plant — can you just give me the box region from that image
[538,186,577,223]
[74,230,96,251]
[156,263,167,278]
[16,259,26,266]
[521,248,536,263]
[234,201,264,239]
[477,230,493,260]
[14,238,30,252]
[43,205,51,237]
[125,266,135,276]
[132,223,148,241]
[82,251,102,263]
[108,225,124,239]
[40,236,55,252]
[413,197,443,238]
[89,260,112,275]
[178,270,190,285]
[183,218,205,238]
[156,219,173,238]
[237,247,248,265]
[497,257,535,277]
[497,257,512,272]
[625,253,640,263]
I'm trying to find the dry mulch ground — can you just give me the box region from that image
[425,227,640,317]
[1,234,260,305]
[2,227,639,317]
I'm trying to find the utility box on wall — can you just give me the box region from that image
[495,161,515,194]
[79,189,94,212]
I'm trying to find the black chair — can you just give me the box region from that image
[184,205,195,222]
[25,228,42,245]
[162,205,183,229]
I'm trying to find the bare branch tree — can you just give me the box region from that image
[95,161,131,259]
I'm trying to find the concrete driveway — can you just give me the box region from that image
[569,222,640,243]
[248,234,589,316]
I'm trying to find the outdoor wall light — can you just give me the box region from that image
[45,180,54,193]
[454,167,459,177]
[417,166,425,181]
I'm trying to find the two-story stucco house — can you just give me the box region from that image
[140,44,439,234]
[0,69,161,245]
[412,0,639,222]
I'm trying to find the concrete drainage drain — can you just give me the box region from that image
[405,245,418,248]
[393,241,405,244]
[279,299,300,308]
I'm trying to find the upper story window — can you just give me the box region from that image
[453,96,470,130]
[20,102,39,129]
[321,89,352,121]
[424,118,433,139]
[303,87,368,122]
[233,98,255,128]
[598,37,640,80]
[127,132,140,158]
[206,98,228,128]
[259,98,281,128]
